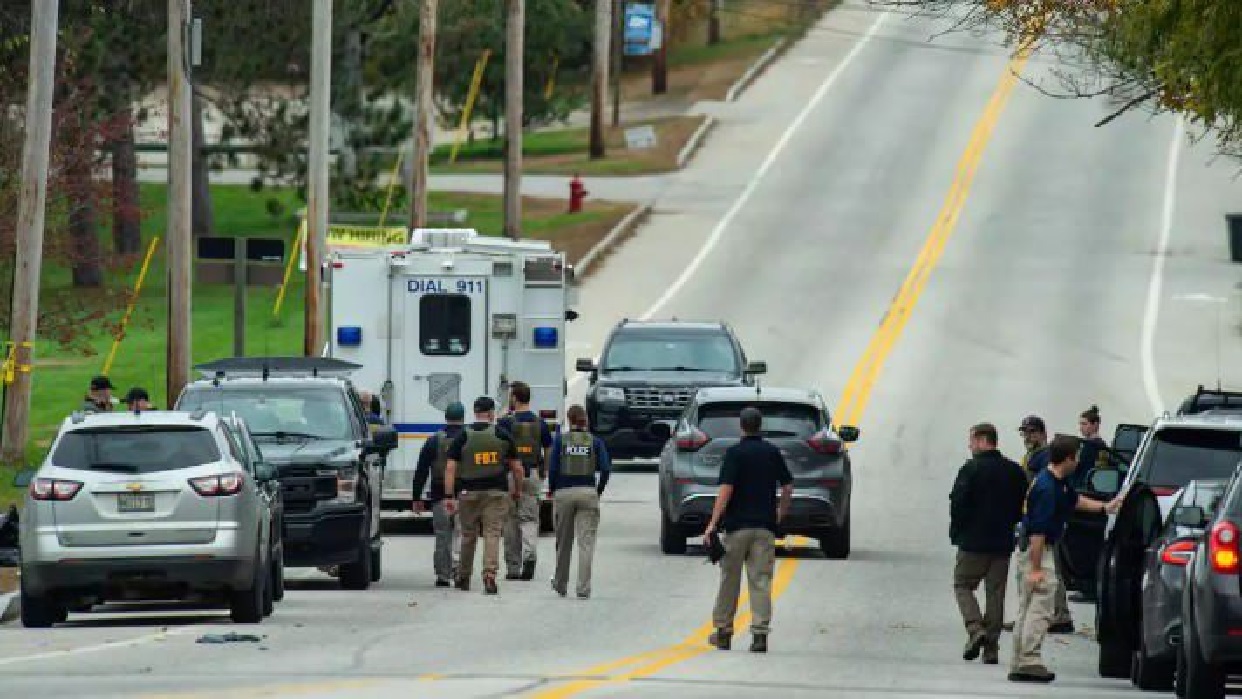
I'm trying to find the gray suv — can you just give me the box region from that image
[652,386,859,559]
[16,410,278,627]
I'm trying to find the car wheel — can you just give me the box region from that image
[660,512,687,555]
[19,579,63,629]
[369,544,382,583]
[1184,621,1226,699]
[819,511,851,560]
[1132,639,1174,691]
[340,516,374,591]
[270,549,286,602]
[230,552,266,624]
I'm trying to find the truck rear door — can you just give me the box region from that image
[398,274,488,427]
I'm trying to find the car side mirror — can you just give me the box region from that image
[255,461,277,482]
[1087,469,1122,498]
[648,421,675,441]
[369,427,398,452]
[836,425,860,443]
[575,358,596,373]
[744,361,767,376]
[11,469,34,489]
[1173,505,1208,528]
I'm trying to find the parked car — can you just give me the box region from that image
[652,386,859,558]
[15,409,278,627]
[1131,479,1228,691]
[221,413,286,607]
[1178,464,1242,698]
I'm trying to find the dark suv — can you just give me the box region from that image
[176,357,397,591]
[575,320,765,459]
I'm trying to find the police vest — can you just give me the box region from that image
[561,430,598,477]
[510,419,544,470]
[458,427,507,481]
[431,430,452,482]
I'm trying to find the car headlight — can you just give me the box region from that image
[596,386,625,402]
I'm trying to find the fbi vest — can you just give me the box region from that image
[458,426,507,481]
[510,419,544,471]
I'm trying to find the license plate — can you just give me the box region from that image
[118,493,155,513]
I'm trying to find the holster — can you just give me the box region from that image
[1015,522,1030,553]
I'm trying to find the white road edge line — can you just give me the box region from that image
[0,626,199,667]
[567,8,890,390]
[1140,114,1185,417]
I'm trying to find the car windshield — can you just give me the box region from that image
[697,402,822,439]
[51,426,220,473]
[1141,427,1242,490]
[602,332,737,373]
[179,387,354,440]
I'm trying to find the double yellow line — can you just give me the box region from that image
[530,43,1035,699]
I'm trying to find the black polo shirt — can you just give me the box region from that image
[718,435,793,534]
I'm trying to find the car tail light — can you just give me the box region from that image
[30,478,83,501]
[675,428,709,452]
[807,431,843,455]
[1209,521,1241,574]
[189,472,245,497]
[334,465,358,504]
[1160,539,1198,567]
[1152,485,1179,497]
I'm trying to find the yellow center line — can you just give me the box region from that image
[526,44,1035,699]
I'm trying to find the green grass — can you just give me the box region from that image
[0,184,629,508]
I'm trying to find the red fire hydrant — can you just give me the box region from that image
[568,174,588,214]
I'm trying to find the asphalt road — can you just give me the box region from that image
[7,3,1242,697]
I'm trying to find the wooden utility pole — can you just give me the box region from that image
[166,0,194,404]
[502,0,524,239]
[611,0,622,127]
[589,0,612,159]
[652,0,669,94]
[409,0,437,230]
[304,0,332,356]
[708,0,721,45]
[1,0,59,463]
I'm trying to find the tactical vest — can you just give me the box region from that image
[561,430,598,477]
[510,419,544,469]
[431,430,452,482]
[458,426,507,481]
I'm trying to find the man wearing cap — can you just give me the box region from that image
[412,402,467,587]
[444,396,524,595]
[1017,416,1073,634]
[497,381,553,581]
[81,376,115,413]
[122,387,155,411]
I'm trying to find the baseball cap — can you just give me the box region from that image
[124,387,150,404]
[1019,415,1046,433]
[444,401,465,421]
[473,396,496,414]
[90,375,113,391]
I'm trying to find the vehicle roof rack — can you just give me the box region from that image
[194,356,362,381]
[1178,385,1242,415]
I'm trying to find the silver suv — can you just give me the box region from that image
[15,409,277,627]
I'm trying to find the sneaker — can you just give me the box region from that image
[750,634,768,653]
[435,578,451,588]
[521,560,536,581]
[963,632,986,661]
[483,576,499,595]
[1048,621,1074,634]
[708,629,732,651]
[1008,665,1055,683]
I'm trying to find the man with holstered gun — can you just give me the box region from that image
[1009,435,1121,683]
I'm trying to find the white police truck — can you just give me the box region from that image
[325,228,577,521]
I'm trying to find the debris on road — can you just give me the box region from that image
[196,633,264,644]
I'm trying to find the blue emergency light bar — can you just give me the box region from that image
[337,326,363,347]
[533,326,558,349]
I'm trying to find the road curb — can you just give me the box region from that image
[575,203,652,280]
[725,38,788,103]
[676,116,716,169]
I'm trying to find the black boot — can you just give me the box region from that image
[750,634,768,653]
[521,559,536,581]
[708,629,732,650]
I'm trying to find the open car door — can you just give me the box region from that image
[1057,446,1133,593]
[1095,482,1162,678]
[1111,423,1149,463]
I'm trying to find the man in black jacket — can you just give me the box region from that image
[950,422,1028,665]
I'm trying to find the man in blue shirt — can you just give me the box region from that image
[547,404,611,599]
[412,402,466,587]
[497,381,554,581]
[1010,435,1120,684]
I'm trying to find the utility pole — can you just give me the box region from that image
[503,0,524,240]
[652,0,670,94]
[708,0,721,45]
[304,0,332,356]
[409,0,437,231]
[166,0,193,405]
[589,0,612,159]
[611,0,622,127]
[1,0,58,463]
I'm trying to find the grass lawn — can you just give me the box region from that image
[0,184,631,508]
[432,115,708,177]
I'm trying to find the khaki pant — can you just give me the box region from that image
[552,487,600,597]
[953,551,1010,645]
[712,528,777,636]
[431,499,458,582]
[457,490,512,582]
[504,475,542,574]
[1051,552,1072,626]
[1010,544,1060,671]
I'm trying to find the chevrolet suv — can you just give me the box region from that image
[176,357,396,591]
[576,320,765,459]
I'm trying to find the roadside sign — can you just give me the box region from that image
[624,125,658,150]
[624,3,656,56]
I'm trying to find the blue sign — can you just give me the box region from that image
[624,3,655,56]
